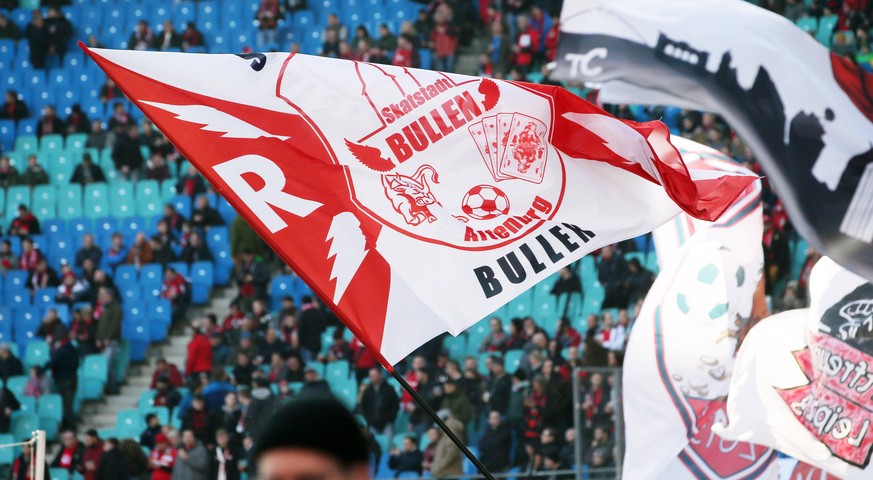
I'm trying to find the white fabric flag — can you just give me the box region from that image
[717,257,873,478]
[553,0,873,283]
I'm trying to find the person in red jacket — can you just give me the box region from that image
[185,322,213,384]
[81,430,104,480]
[148,433,176,480]
[151,358,184,389]
[161,267,190,324]
[512,14,538,73]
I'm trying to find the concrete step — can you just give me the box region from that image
[77,286,235,437]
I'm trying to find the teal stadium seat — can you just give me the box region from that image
[39,134,64,154]
[32,184,56,219]
[136,180,162,217]
[51,467,70,480]
[10,412,39,442]
[84,184,109,218]
[0,434,13,465]
[6,376,27,397]
[49,150,76,184]
[65,133,88,151]
[24,340,49,369]
[81,354,108,401]
[57,185,83,219]
[14,135,38,155]
[6,185,30,219]
[115,409,143,440]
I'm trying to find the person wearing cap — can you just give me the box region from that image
[82,430,104,480]
[7,203,41,236]
[299,366,330,395]
[148,432,177,480]
[440,378,472,425]
[253,395,370,480]
[151,358,184,389]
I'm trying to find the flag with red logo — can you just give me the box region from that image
[554,0,873,283]
[623,138,778,479]
[716,257,873,479]
[82,45,754,365]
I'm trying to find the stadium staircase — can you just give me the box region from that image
[78,288,235,437]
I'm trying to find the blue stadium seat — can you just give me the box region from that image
[33,287,57,307]
[0,39,14,61]
[42,218,67,237]
[175,1,196,24]
[270,275,295,309]
[167,261,189,278]
[0,308,11,344]
[0,119,14,151]
[5,270,28,291]
[93,216,118,246]
[67,217,91,240]
[190,261,213,304]
[147,298,171,342]
[120,216,146,244]
[140,263,163,287]
[170,194,192,218]
[47,236,75,268]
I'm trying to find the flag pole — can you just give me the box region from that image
[388,370,495,480]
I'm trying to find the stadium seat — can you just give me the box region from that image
[115,409,143,440]
[38,393,63,440]
[136,180,162,217]
[115,264,138,285]
[92,216,118,246]
[5,375,26,398]
[80,354,108,401]
[33,287,57,307]
[42,218,66,237]
[6,270,28,291]
[120,216,146,244]
[10,412,39,443]
[50,468,70,480]
[24,340,49,369]
[6,185,30,218]
[14,135,38,155]
[57,185,84,219]
[505,350,523,374]
[269,275,295,309]
[47,236,75,267]
[170,195,192,219]
[0,119,14,151]
[39,134,64,154]
[65,133,88,151]
[140,263,163,286]
[84,184,109,218]
[190,261,213,304]
[167,262,189,278]
[0,434,14,465]
[0,308,11,344]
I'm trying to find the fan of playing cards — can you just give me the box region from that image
[468,112,549,184]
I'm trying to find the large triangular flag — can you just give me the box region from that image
[553,0,873,282]
[83,46,754,365]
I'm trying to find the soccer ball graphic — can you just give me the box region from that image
[670,247,744,328]
[461,185,510,220]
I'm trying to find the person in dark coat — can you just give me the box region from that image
[23,11,49,69]
[190,196,224,231]
[0,386,20,433]
[11,443,49,480]
[111,125,145,181]
[387,436,423,477]
[0,343,23,383]
[70,153,107,185]
[207,429,240,480]
[357,368,399,438]
[180,231,213,264]
[44,332,80,430]
[96,438,128,480]
[180,396,220,447]
[36,104,64,138]
[8,204,41,236]
[140,413,162,450]
[154,20,183,51]
[597,245,629,309]
[296,297,327,362]
[44,7,72,60]
[478,411,512,472]
[0,90,28,121]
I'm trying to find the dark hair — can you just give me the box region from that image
[254,395,368,467]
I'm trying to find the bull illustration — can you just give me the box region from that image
[381,165,440,226]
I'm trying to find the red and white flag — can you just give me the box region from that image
[623,138,777,479]
[717,257,873,479]
[82,46,754,365]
